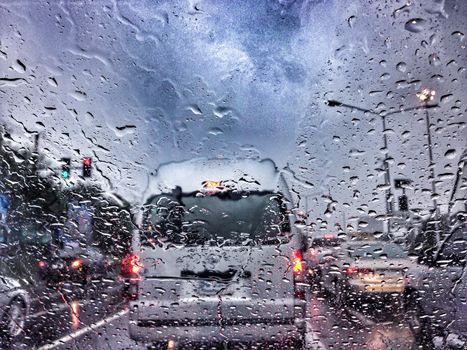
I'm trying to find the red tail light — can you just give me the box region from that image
[38,261,46,268]
[292,250,306,301]
[292,250,304,274]
[122,254,143,301]
[324,234,334,241]
[345,266,373,275]
[122,253,144,277]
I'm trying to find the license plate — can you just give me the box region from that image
[198,280,226,296]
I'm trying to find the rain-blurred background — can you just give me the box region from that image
[1,0,465,227]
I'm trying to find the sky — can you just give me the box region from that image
[0,0,465,229]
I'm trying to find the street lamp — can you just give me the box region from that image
[416,88,436,103]
[417,89,439,216]
[325,98,439,217]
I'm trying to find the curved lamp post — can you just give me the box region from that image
[416,89,439,216]
[325,98,439,217]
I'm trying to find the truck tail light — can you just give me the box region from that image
[292,250,306,300]
[292,250,304,275]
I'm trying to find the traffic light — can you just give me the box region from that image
[82,157,92,177]
[60,158,71,179]
[398,195,409,211]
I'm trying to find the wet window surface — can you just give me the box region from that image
[143,192,289,247]
[0,1,465,349]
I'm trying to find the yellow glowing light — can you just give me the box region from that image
[70,300,80,331]
[293,257,303,273]
[417,89,436,102]
[71,259,82,269]
[168,339,176,350]
[292,251,304,273]
[202,180,222,188]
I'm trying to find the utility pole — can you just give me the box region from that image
[32,132,41,174]
[380,114,393,214]
[416,89,439,216]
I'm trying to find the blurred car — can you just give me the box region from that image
[38,246,113,285]
[0,221,54,287]
[321,240,414,306]
[0,276,30,346]
[305,233,344,283]
[408,216,466,349]
[127,159,307,349]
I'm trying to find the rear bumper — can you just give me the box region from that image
[129,319,305,344]
[39,268,86,283]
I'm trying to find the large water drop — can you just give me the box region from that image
[444,149,457,160]
[396,62,407,73]
[405,18,427,33]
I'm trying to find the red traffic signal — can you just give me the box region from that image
[82,157,92,177]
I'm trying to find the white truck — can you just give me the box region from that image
[125,158,308,349]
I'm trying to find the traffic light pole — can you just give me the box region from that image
[424,107,439,216]
[381,114,393,215]
[325,100,439,232]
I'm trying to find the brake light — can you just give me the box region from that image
[292,250,304,274]
[122,253,144,276]
[292,249,306,304]
[345,266,373,275]
[38,261,46,268]
[131,263,141,275]
[122,254,143,301]
[71,259,82,269]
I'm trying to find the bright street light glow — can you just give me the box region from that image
[417,89,436,102]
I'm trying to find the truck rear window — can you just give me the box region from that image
[348,243,408,259]
[141,191,290,247]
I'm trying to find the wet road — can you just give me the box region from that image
[10,280,132,350]
[9,282,421,350]
[306,288,417,349]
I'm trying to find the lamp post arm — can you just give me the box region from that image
[384,104,439,117]
[325,100,380,116]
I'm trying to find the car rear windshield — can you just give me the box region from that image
[141,191,290,247]
[348,243,408,259]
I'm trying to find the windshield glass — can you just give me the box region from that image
[0,0,466,349]
[142,192,290,246]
